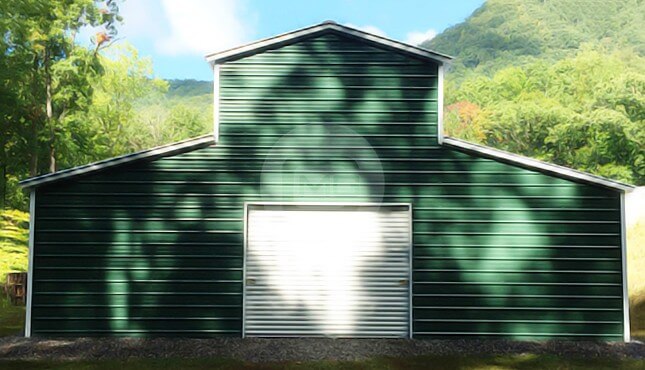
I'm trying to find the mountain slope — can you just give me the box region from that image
[167,79,213,98]
[423,0,645,74]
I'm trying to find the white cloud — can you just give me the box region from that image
[156,0,254,55]
[119,0,166,39]
[344,23,387,38]
[405,28,437,46]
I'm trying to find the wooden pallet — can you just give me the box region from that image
[5,272,27,306]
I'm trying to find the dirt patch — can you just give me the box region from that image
[0,336,643,362]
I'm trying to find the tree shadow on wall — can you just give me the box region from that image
[35,30,625,340]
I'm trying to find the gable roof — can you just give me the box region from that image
[443,137,634,192]
[20,135,215,189]
[205,21,453,65]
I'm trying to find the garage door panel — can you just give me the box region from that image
[244,204,411,338]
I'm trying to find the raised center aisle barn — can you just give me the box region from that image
[20,21,633,341]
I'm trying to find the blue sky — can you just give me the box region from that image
[99,0,484,81]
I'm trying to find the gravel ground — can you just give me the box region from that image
[0,336,643,362]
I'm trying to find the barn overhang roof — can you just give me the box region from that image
[443,137,634,192]
[19,135,215,189]
[20,134,634,192]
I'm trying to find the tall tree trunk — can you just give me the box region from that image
[29,118,38,177]
[45,49,55,173]
[29,56,39,177]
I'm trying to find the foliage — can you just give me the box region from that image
[629,221,645,340]
[444,47,644,184]
[0,209,29,281]
[425,0,644,185]
[134,89,212,151]
[84,45,169,158]
[0,0,121,209]
[0,295,25,337]
[0,210,26,337]
[127,103,210,151]
[444,101,488,143]
[424,0,645,76]
[0,3,210,210]
[45,42,210,168]
[160,105,211,141]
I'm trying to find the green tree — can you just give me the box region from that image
[83,44,168,160]
[160,104,211,142]
[0,0,122,209]
[82,46,209,158]
[447,46,645,184]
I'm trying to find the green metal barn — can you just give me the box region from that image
[20,22,634,340]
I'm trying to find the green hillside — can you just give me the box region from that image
[423,0,645,75]
[167,79,213,98]
[144,79,213,115]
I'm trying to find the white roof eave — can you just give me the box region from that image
[20,134,215,189]
[442,137,634,193]
[205,21,453,66]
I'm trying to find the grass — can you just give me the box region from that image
[0,355,643,370]
[0,209,28,337]
[0,209,29,283]
[628,220,645,340]
[0,295,24,337]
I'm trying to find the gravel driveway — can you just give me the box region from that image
[0,336,643,362]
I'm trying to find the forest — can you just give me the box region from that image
[0,0,643,277]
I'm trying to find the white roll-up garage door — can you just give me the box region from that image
[244,204,411,338]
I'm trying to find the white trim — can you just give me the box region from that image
[242,201,249,338]
[213,64,221,143]
[244,201,411,207]
[25,190,35,337]
[621,193,631,342]
[20,135,215,189]
[205,21,452,66]
[437,65,445,145]
[408,204,414,339]
[442,137,634,192]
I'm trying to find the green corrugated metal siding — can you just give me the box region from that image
[31,32,625,339]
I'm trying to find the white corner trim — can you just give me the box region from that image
[437,64,444,145]
[442,137,634,192]
[242,201,249,338]
[213,64,221,143]
[621,193,631,342]
[407,204,413,339]
[25,190,35,337]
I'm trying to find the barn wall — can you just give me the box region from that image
[31,32,625,339]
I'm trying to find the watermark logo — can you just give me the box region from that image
[260,123,384,205]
